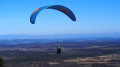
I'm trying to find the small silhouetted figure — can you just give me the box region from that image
[56,46,62,54]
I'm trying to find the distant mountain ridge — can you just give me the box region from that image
[0,33,120,40]
[0,33,120,45]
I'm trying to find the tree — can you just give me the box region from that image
[0,57,4,67]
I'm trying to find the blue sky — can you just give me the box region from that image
[0,0,120,35]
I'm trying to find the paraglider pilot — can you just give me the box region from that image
[56,46,62,54]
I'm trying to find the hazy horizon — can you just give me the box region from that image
[0,33,120,40]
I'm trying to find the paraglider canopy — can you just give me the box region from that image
[30,5,76,24]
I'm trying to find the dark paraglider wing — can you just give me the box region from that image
[30,6,49,24]
[47,5,76,21]
[30,5,76,24]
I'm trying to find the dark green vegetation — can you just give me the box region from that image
[0,39,120,67]
[0,57,4,67]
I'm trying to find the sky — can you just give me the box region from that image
[0,0,120,35]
